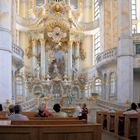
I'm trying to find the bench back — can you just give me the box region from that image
[11,120,87,125]
[0,124,102,140]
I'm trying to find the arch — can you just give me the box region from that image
[50,80,64,97]
[71,86,79,98]
[94,78,102,95]
[15,75,24,96]
[32,84,43,95]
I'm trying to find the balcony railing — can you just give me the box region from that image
[96,48,117,68]
[12,44,24,59]
[20,98,35,112]
[96,99,128,111]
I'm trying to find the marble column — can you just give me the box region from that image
[0,0,12,103]
[40,39,46,79]
[65,52,68,74]
[117,0,134,103]
[68,41,73,79]
[32,39,37,77]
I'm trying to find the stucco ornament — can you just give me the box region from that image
[48,27,67,43]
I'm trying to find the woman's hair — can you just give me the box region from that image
[14,104,22,114]
[131,102,137,110]
[53,103,61,112]
[0,104,3,111]
[9,104,15,113]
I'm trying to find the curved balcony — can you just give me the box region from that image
[12,44,24,68]
[96,48,117,69]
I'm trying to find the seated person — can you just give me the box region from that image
[123,102,138,114]
[53,103,68,118]
[36,106,46,117]
[73,103,82,119]
[81,103,88,120]
[8,105,29,120]
[41,103,52,117]
[7,104,15,117]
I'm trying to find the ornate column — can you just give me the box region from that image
[32,39,37,77]
[68,41,73,79]
[40,39,46,79]
[75,42,80,72]
[45,44,49,75]
[117,0,133,103]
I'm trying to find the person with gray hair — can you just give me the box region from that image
[8,105,29,120]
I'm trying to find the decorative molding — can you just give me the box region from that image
[0,47,12,53]
[0,27,11,34]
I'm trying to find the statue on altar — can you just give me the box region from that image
[34,63,40,79]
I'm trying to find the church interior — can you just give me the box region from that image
[0,0,140,140]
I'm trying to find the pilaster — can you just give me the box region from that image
[32,39,37,77]
[40,39,46,79]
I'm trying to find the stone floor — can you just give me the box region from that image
[102,132,129,140]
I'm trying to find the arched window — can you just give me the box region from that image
[16,76,24,96]
[110,73,116,97]
[36,0,44,6]
[95,79,102,95]
[131,0,137,33]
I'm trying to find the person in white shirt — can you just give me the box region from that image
[53,103,68,118]
[123,103,138,115]
[73,103,82,119]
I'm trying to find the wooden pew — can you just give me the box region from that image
[96,111,108,130]
[21,112,37,117]
[11,120,87,125]
[0,112,7,119]
[0,124,102,140]
[115,111,125,136]
[108,112,115,132]
[124,114,140,140]
[96,111,140,140]
[96,111,103,124]
[29,117,78,120]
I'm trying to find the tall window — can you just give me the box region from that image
[94,32,101,56]
[95,79,102,95]
[110,73,116,97]
[136,44,140,54]
[131,0,137,33]
[94,0,100,20]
